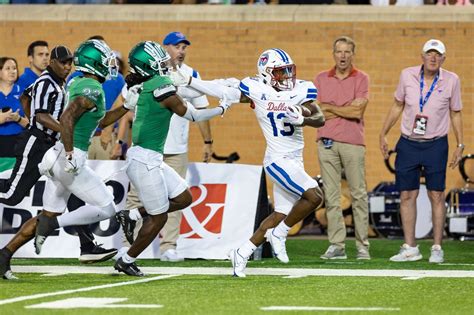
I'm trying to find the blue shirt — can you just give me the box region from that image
[17,68,39,93]
[0,84,25,136]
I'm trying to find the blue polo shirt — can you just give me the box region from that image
[17,68,39,93]
[0,84,25,136]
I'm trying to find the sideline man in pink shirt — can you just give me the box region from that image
[315,36,370,260]
[380,39,464,263]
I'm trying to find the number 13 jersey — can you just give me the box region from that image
[239,76,317,165]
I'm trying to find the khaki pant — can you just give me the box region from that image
[125,153,188,252]
[317,141,369,250]
[88,134,115,160]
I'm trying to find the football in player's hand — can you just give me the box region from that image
[301,106,312,117]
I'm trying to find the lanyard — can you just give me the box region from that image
[419,68,439,113]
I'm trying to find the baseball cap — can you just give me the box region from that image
[163,32,191,46]
[51,45,73,62]
[422,39,446,55]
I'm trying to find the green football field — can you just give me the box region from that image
[1,239,473,315]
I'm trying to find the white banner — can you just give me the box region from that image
[1,160,263,260]
[178,163,263,259]
[0,160,137,259]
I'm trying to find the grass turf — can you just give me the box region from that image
[1,239,473,315]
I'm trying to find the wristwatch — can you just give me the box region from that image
[457,143,465,149]
[116,139,124,145]
[204,140,213,145]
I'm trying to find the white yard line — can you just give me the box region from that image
[261,306,400,312]
[0,274,179,306]
[10,265,474,278]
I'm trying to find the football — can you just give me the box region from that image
[301,106,312,117]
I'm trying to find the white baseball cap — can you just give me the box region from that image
[422,39,446,55]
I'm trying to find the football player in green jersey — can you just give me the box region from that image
[113,41,234,276]
[33,40,138,255]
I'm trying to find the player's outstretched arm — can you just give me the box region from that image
[162,94,227,122]
[170,68,243,104]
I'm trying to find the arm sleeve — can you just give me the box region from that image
[355,73,369,99]
[300,81,318,105]
[394,70,406,103]
[181,104,223,122]
[450,74,462,111]
[189,77,241,103]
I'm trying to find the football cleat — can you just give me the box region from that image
[115,210,136,245]
[79,243,118,264]
[0,248,16,280]
[114,257,145,277]
[229,249,248,278]
[268,229,289,264]
[34,214,59,255]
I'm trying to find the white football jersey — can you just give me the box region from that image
[239,77,317,164]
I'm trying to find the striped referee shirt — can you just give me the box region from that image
[29,66,66,140]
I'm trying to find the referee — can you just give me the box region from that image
[0,46,116,280]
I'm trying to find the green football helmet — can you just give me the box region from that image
[128,41,171,78]
[74,39,118,80]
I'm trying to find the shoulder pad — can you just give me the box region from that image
[153,84,177,99]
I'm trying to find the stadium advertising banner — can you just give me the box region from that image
[0,160,263,260]
[178,163,262,259]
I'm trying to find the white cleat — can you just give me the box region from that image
[268,230,289,264]
[229,249,248,278]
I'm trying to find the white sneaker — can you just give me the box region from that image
[389,244,422,262]
[429,245,444,263]
[229,249,248,278]
[268,229,289,263]
[160,249,184,262]
[356,247,371,260]
[320,245,347,260]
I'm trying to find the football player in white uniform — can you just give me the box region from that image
[171,48,325,277]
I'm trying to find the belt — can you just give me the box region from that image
[401,134,444,143]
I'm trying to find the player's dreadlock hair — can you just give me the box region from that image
[125,73,150,89]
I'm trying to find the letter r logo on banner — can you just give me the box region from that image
[179,184,227,239]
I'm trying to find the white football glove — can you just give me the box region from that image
[64,152,85,175]
[123,84,142,112]
[218,96,233,116]
[284,104,304,126]
[169,65,190,87]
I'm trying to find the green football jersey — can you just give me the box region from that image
[132,75,176,153]
[65,77,106,151]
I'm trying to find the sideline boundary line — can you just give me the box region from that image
[0,274,180,306]
[10,265,474,278]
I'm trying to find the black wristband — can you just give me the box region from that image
[16,116,21,123]
[204,140,213,145]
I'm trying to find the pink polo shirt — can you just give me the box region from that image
[394,65,462,139]
[314,67,369,146]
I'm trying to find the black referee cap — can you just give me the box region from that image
[51,45,73,62]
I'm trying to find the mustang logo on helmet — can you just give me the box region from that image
[257,48,296,91]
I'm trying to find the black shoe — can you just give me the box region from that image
[0,249,17,280]
[79,243,118,264]
[34,214,59,255]
[114,257,144,277]
[115,210,136,245]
